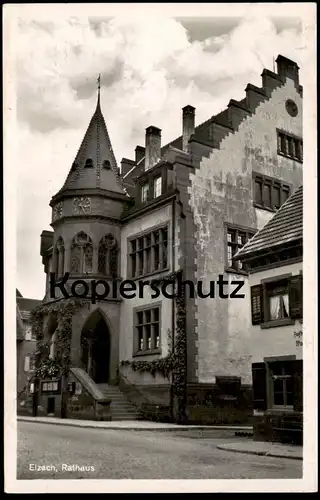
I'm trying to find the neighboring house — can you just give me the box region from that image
[16,289,41,413]
[36,54,303,422]
[234,186,303,444]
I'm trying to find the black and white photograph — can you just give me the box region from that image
[4,2,317,493]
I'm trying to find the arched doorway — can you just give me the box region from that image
[80,310,111,384]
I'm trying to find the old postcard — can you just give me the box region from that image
[3,2,317,493]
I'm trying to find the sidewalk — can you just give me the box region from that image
[18,415,252,432]
[217,440,302,460]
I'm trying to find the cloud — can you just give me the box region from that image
[14,12,305,298]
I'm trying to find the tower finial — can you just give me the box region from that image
[97,73,101,107]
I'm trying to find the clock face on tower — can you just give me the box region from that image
[53,201,64,221]
[72,197,91,214]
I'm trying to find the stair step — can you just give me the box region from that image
[95,383,141,421]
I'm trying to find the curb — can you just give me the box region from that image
[18,417,253,432]
[216,445,302,461]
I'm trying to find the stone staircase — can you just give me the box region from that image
[97,383,142,421]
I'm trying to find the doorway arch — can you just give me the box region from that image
[80,310,111,384]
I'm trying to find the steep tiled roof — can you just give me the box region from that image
[17,297,41,316]
[16,303,25,338]
[57,93,126,196]
[235,186,303,260]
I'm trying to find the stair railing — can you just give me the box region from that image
[118,366,150,411]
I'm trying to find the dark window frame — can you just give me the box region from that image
[253,172,291,212]
[225,223,256,274]
[128,223,169,279]
[133,303,162,356]
[267,360,295,410]
[277,129,303,162]
[154,175,162,198]
[251,273,302,328]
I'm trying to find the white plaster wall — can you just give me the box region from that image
[249,262,303,365]
[119,203,174,383]
[189,77,303,384]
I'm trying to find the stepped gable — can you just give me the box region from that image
[123,53,302,178]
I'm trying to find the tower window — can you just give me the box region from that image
[103,160,111,169]
[98,234,118,277]
[85,158,93,168]
[70,231,93,274]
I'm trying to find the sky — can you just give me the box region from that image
[8,5,310,299]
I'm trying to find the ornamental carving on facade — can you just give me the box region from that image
[72,197,91,214]
[53,201,64,221]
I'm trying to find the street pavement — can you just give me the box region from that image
[17,421,302,480]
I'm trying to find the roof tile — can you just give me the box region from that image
[235,186,303,259]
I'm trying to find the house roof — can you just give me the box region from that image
[56,91,126,196]
[17,297,41,317]
[235,185,303,260]
[16,303,25,337]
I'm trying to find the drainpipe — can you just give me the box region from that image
[170,197,176,420]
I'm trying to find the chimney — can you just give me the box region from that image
[276,54,300,89]
[182,105,195,152]
[145,126,161,171]
[135,145,145,164]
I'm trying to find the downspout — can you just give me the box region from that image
[171,196,176,355]
[171,183,187,423]
[170,196,176,420]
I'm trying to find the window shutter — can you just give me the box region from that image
[251,285,264,324]
[292,359,303,412]
[289,274,303,319]
[24,356,30,372]
[252,362,267,411]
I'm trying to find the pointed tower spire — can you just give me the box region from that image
[97,73,101,109]
[56,79,126,196]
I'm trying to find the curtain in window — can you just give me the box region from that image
[269,295,281,320]
[282,294,289,317]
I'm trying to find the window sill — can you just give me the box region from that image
[133,349,162,358]
[253,202,278,213]
[128,268,170,281]
[266,407,294,413]
[225,267,249,277]
[277,151,303,163]
[261,318,295,329]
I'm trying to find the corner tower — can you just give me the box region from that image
[39,85,131,396]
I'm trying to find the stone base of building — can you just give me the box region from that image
[20,375,253,425]
[185,383,253,425]
[253,412,303,445]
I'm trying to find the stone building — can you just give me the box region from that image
[16,289,41,414]
[234,186,303,444]
[35,54,303,422]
